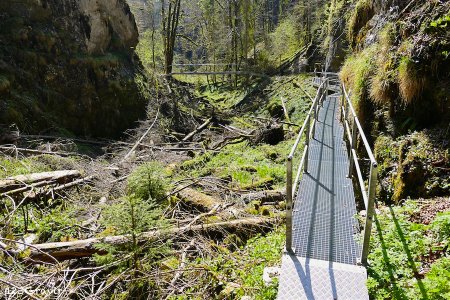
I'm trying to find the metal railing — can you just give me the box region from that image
[285,77,329,252]
[285,75,378,265]
[340,82,378,265]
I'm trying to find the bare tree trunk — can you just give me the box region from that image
[22,217,280,262]
[163,0,182,75]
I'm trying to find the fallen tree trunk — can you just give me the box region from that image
[0,170,81,193]
[182,117,213,142]
[2,175,95,198]
[20,135,109,146]
[0,146,78,157]
[241,189,286,204]
[25,216,279,262]
[121,110,159,162]
[280,97,291,122]
[176,187,219,211]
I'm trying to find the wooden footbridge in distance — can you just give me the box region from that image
[277,73,378,299]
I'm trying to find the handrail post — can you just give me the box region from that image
[304,116,311,173]
[360,162,378,265]
[286,157,294,252]
[342,85,348,119]
[348,118,358,177]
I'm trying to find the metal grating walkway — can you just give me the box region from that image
[277,90,369,299]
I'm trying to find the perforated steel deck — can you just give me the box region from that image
[277,255,368,300]
[277,89,368,299]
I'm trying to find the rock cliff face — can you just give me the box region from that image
[126,0,153,33]
[0,0,147,137]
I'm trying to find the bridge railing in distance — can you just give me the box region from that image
[341,82,378,266]
[285,77,329,253]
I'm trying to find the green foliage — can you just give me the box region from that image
[98,194,169,274]
[420,257,450,300]
[347,0,373,47]
[340,45,376,119]
[33,205,79,243]
[367,201,450,300]
[136,30,164,72]
[195,85,248,109]
[101,195,164,236]
[177,226,285,300]
[374,131,449,202]
[0,157,51,178]
[127,162,170,204]
[397,56,426,104]
[321,0,346,52]
[237,227,285,299]
[370,23,397,105]
[430,211,450,245]
[178,140,290,190]
[429,15,450,30]
[269,14,304,63]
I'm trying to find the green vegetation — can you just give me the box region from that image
[178,74,314,191]
[367,201,450,300]
[173,225,285,300]
[0,157,50,178]
[179,140,290,190]
[369,22,397,106]
[347,0,373,47]
[269,14,305,63]
[340,45,376,119]
[374,131,449,203]
[397,56,426,104]
[127,162,170,204]
[343,2,450,299]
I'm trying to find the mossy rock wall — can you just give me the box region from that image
[0,0,147,137]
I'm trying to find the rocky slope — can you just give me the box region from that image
[340,0,449,202]
[0,0,148,137]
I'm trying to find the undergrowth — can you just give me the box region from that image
[172,225,285,300]
[374,132,449,203]
[367,200,450,300]
[178,140,291,190]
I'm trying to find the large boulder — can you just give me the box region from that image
[0,0,148,137]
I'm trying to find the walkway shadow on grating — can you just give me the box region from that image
[278,86,368,299]
[292,95,360,265]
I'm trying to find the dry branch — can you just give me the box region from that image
[20,134,109,145]
[182,117,213,142]
[166,239,196,298]
[2,175,95,198]
[241,189,286,204]
[0,170,81,193]
[122,109,159,162]
[24,217,279,262]
[294,81,313,102]
[280,97,290,122]
[211,136,246,151]
[0,146,78,157]
[176,187,221,211]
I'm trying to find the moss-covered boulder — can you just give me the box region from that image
[0,0,148,137]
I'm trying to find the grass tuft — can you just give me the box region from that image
[398,56,427,104]
[340,45,376,121]
[369,23,397,106]
[347,0,374,47]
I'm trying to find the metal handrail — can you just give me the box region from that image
[285,77,329,252]
[342,83,376,164]
[341,82,378,266]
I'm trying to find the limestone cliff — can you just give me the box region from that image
[0,0,148,137]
